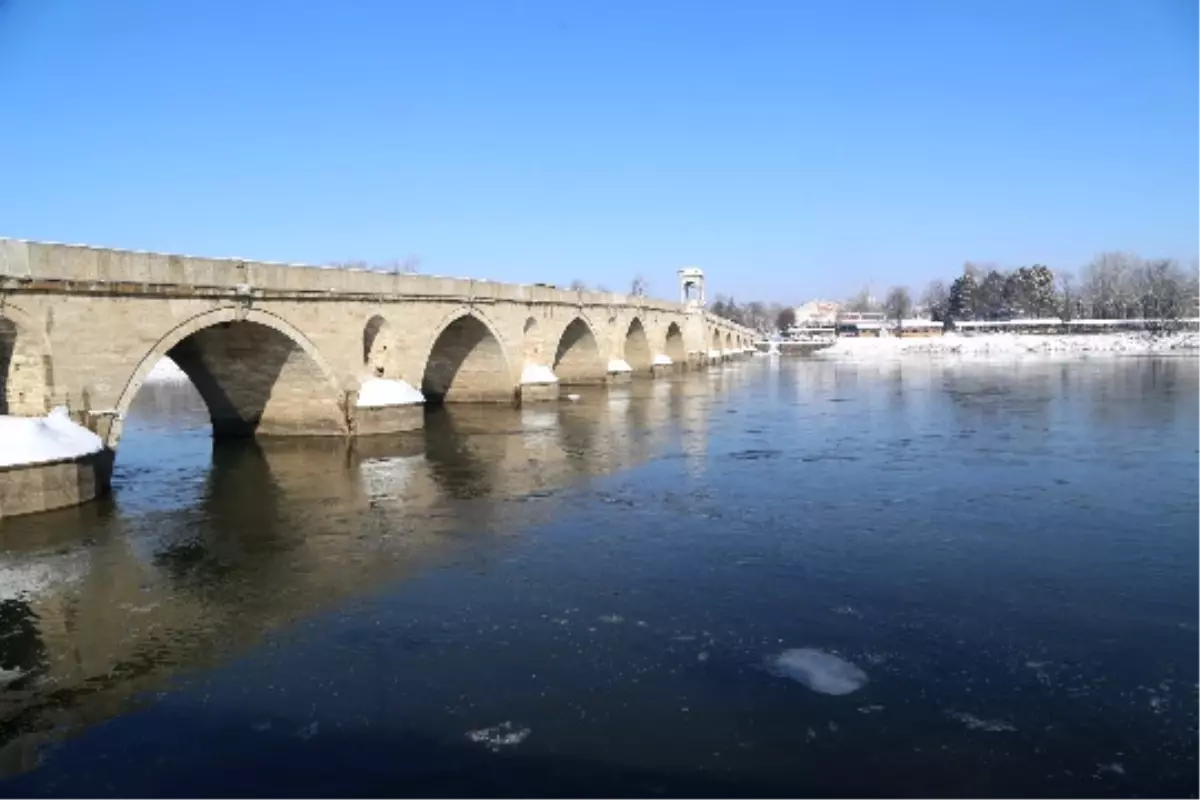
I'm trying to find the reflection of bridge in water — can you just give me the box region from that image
[0,364,760,776]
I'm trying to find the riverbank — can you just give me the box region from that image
[817,331,1199,359]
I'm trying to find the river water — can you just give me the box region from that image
[0,356,1195,797]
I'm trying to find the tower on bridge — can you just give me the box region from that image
[678,267,705,310]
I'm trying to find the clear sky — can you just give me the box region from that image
[0,0,1195,303]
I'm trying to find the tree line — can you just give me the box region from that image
[877,253,1198,325]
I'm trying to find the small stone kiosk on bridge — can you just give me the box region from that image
[0,239,756,517]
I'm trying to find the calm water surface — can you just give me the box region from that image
[0,357,1196,797]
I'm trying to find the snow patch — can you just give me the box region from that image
[0,407,105,467]
[707,350,723,359]
[652,354,673,366]
[769,648,868,695]
[356,378,424,407]
[607,359,632,373]
[465,722,530,751]
[520,363,558,385]
[143,357,190,384]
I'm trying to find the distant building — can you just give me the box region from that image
[793,300,840,326]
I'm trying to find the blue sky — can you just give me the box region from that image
[0,0,1195,303]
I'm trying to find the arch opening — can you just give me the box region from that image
[0,315,50,416]
[553,318,605,385]
[725,332,733,352]
[108,311,349,451]
[421,315,514,404]
[711,329,721,352]
[362,315,395,377]
[163,320,348,440]
[664,322,686,362]
[624,319,653,373]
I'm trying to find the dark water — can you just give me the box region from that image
[0,357,1196,798]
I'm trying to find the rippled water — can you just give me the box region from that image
[0,357,1196,797]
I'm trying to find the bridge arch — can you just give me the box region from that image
[0,303,52,416]
[419,308,515,404]
[710,328,721,352]
[110,306,347,449]
[664,322,686,361]
[552,316,605,384]
[724,332,733,352]
[624,318,653,372]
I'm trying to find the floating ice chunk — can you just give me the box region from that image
[0,667,27,686]
[357,378,424,407]
[520,363,558,385]
[607,359,632,373]
[770,648,868,695]
[466,721,530,751]
[652,354,673,366]
[946,711,1016,732]
[566,393,581,402]
[707,350,722,359]
[0,408,104,467]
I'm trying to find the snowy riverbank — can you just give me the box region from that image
[816,332,1199,360]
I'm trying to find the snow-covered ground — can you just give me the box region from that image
[357,378,425,407]
[0,407,105,467]
[144,357,190,384]
[817,332,1199,360]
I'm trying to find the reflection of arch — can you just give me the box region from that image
[420,310,515,404]
[0,304,51,416]
[110,307,346,448]
[624,318,653,372]
[553,317,606,385]
[664,322,686,361]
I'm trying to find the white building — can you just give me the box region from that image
[793,300,840,326]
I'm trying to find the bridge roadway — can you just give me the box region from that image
[0,239,755,448]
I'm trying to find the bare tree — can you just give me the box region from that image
[569,279,587,291]
[883,286,912,330]
[844,285,877,313]
[776,307,797,332]
[921,280,949,322]
[329,257,419,275]
[630,274,649,297]
[1055,269,1077,321]
[1137,258,1190,325]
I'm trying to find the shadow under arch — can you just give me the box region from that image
[0,303,52,416]
[109,307,347,449]
[624,318,653,372]
[664,322,686,362]
[553,316,605,385]
[420,310,515,405]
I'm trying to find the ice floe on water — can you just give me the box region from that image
[769,648,869,695]
[465,721,530,751]
[946,710,1017,732]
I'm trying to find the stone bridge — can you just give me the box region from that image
[0,239,755,448]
